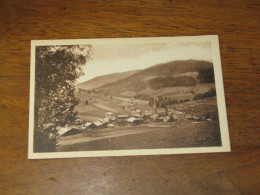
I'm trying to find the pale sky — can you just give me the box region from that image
[77,41,212,83]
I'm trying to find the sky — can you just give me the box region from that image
[77,41,212,83]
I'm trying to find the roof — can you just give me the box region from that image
[94,121,103,126]
[151,114,159,119]
[163,116,171,122]
[127,117,139,122]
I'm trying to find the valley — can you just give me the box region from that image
[57,59,221,151]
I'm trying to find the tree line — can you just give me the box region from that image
[134,94,190,108]
[148,67,215,90]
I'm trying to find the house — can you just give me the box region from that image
[162,116,175,122]
[143,111,153,122]
[117,115,128,126]
[127,117,142,126]
[97,119,108,128]
[94,121,105,129]
[92,118,109,129]
[163,116,171,122]
[85,122,96,130]
[151,114,159,121]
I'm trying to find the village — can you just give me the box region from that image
[57,96,214,137]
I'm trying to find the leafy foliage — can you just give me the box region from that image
[134,93,190,108]
[134,94,154,102]
[34,45,92,152]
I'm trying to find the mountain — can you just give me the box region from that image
[97,60,214,96]
[134,59,213,78]
[77,69,141,90]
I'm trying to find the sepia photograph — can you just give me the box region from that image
[28,35,230,159]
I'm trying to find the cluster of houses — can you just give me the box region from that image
[57,108,179,136]
[56,104,212,137]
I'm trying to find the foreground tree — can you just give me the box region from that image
[34,45,92,152]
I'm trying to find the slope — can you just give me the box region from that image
[97,60,214,96]
[77,69,141,90]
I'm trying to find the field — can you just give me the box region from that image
[74,91,155,121]
[74,92,127,121]
[57,120,221,151]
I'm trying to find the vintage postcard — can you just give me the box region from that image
[28,35,230,159]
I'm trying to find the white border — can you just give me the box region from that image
[28,35,230,159]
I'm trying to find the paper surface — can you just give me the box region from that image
[28,35,230,159]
